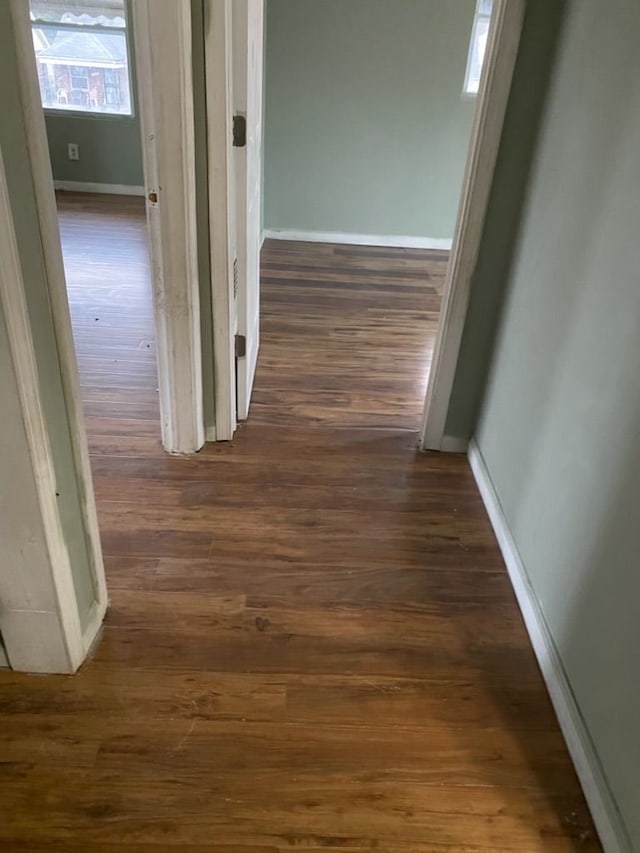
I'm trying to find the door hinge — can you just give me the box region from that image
[233,114,247,148]
[235,334,246,358]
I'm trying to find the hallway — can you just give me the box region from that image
[0,196,599,850]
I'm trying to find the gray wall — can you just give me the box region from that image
[43,0,143,186]
[264,0,476,239]
[471,0,640,846]
[45,111,143,185]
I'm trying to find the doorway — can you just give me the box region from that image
[212,0,525,450]
[55,194,158,447]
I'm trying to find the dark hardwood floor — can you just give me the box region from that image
[0,193,600,851]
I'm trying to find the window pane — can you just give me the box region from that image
[30,0,126,27]
[477,0,493,17]
[32,24,131,115]
[466,17,491,94]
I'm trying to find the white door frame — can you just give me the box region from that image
[232,0,265,422]
[420,0,526,451]
[132,0,205,454]
[0,146,100,673]
[3,1,108,671]
[206,0,238,441]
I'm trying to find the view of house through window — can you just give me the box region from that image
[463,0,492,95]
[30,0,132,115]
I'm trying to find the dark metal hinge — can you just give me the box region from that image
[233,114,247,148]
[235,334,246,358]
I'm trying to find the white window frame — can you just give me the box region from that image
[30,0,135,119]
[463,0,493,97]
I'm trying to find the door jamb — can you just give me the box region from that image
[420,0,526,451]
[132,0,205,454]
[206,0,237,441]
[8,0,108,669]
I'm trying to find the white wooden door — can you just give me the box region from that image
[233,0,264,420]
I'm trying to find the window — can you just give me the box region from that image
[30,0,133,116]
[463,0,493,96]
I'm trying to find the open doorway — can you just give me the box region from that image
[216,0,521,449]
[29,0,160,448]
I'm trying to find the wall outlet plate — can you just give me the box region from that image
[67,143,80,161]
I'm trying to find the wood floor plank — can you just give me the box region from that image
[0,196,600,851]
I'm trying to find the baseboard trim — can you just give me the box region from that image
[263,229,452,252]
[467,439,629,853]
[53,180,145,197]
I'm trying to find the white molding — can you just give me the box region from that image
[264,229,453,252]
[233,0,265,423]
[260,229,266,249]
[468,439,630,853]
[132,0,205,454]
[10,0,108,665]
[53,180,145,197]
[420,0,526,451]
[0,147,84,673]
[206,0,237,441]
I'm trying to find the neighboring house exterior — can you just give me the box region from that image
[35,30,129,113]
[30,2,131,115]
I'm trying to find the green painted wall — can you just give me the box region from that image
[43,0,143,186]
[471,0,640,846]
[264,0,476,239]
[45,111,143,185]
[0,5,97,630]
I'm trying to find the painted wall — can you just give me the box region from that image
[264,0,476,239]
[45,111,143,186]
[471,0,640,846]
[43,0,143,187]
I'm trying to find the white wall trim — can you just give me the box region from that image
[0,147,85,673]
[53,180,145,197]
[420,0,527,451]
[10,0,107,665]
[206,0,237,442]
[264,229,452,252]
[467,439,630,853]
[132,0,205,454]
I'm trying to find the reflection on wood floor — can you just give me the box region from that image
[0,193,600,852]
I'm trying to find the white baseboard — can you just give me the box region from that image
[467,439,629,853]
[263,229,452,252]
[53,180,145,197]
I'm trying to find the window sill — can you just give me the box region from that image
[43,109,136,122]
